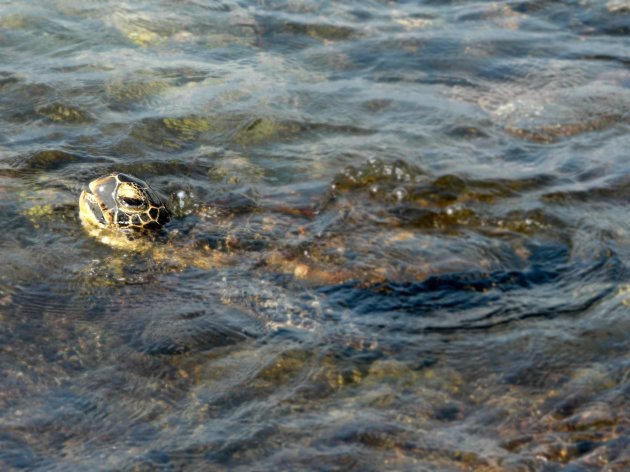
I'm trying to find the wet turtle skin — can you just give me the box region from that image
[79,172,170,233]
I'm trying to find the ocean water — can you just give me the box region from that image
[0,1,629,470]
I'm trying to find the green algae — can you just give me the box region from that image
[21,150,80,170]
[106,79,170,104]
[36,103,95,124]
[232,117,290,146]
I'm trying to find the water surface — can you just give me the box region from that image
[1,1,629,470]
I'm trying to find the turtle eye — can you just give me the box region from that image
[120,196,144,208]
[117,183,148,210]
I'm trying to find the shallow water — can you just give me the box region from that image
[1,1,629,470]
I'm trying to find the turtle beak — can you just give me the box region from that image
[79,188,107,227]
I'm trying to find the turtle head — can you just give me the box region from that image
[79,173,170,233]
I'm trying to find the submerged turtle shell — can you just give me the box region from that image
[79,172,170,233]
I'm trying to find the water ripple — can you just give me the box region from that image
[1,0,629,470]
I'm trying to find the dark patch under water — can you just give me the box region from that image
[1,1,629,471]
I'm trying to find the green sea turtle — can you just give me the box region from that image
[79,172,170,233]
[77,163,564,285]
[79,172,174,250]
[78,172,354,281]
